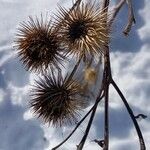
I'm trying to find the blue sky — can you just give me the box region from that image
[0,0,150,150]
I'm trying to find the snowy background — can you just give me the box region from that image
[0,0,149,150]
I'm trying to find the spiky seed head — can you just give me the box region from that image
[30,71,85,127]
[15,17,65,72]
[55,2,109,60]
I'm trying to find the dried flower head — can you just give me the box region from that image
[30,71,85,127]
[56,2,109,60]
[15,17,65,72]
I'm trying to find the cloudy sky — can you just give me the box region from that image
[0,0,150,150]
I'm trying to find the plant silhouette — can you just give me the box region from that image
[15,0,146,150]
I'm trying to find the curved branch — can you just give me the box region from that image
[77,101,99,150]
[123,0,136,35]
[111,79,146,150]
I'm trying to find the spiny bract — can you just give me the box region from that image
[55,2,109,61]
[30,71,85,127]
[15,17,65,73]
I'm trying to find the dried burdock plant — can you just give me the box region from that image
[30,71,85,127]
[55,2,109,61]
[15,17,65,72]
[15,0,146,150]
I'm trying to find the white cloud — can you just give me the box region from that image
[110,134,139,150]
[8,82,30,106]
[138,0,150,40]
[23,108,34,120]
[110,44,150,113]
[0,45,12,52]
[0,51,16,67]
[141,120,150,149]
[0,99,48,150]
[0,89,5,103]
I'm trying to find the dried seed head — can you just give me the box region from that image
[55,2,109,60]
[30,71,85,127]
[15,17,65,72]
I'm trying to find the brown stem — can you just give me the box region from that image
[103,45,111,150]
[77,88,104,150]
[103,83,109,150]
[123,0,136,35]
[111,79,146,150]
[76,46,112,150]
[102,0,110,25]
[77,102,99,150]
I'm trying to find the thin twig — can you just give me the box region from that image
[69,0,82,12]
[51,94,104,150]
[66,55,82,83]
[77,102,99,150]
[102,0,110,10]
[76,57,107,150]
[101,0,110,25]
[77,88,104,150]
[108,0,126,27]
[111,79,146,150]
[123,0,136,35]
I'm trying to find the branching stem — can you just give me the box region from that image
[77,88,104,150]
[51,1,145,150]
[111,79,146,150]
[123,0,136,35]
[51,93,104,150]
